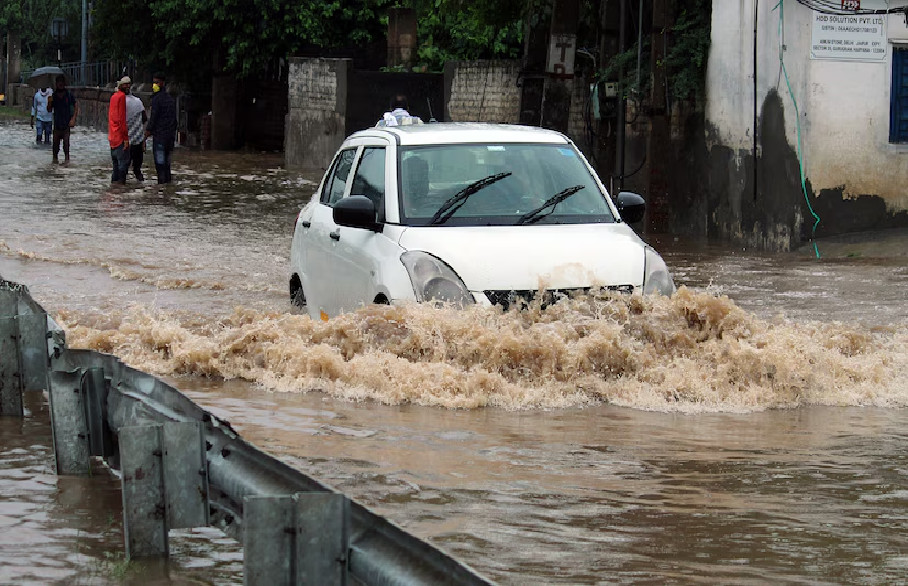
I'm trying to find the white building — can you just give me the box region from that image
[706,0,908,250]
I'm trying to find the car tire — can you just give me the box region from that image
[290,276,306,308]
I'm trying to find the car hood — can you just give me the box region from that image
[396,223,646,291]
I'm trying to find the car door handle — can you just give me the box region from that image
[301,221,311,228]
[329,230,340,241]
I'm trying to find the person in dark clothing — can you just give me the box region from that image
[47,75,79,163]
[145,73,177,184]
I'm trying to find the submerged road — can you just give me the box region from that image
[1,121,907,584]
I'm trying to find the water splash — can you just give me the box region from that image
[57,288,908,413]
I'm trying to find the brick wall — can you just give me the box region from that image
[285,58,349,172]
[443,60,521,123]
[284,58,595,171]
[13,84,151,132]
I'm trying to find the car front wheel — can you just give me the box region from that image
[290,276,306,308]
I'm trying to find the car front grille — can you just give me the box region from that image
[483,285,634,311]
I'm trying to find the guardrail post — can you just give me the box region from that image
[120,421,210,559]
[162,420,209,530]
[244,495,295,585]
[296,492,349,585]
[48,369,91,474]
[244,492,350,586]
[15,298,50,392]
[0,287,24,416]
[120,424,168,558]
[82,367,114,459]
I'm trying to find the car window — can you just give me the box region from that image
[350,147,386,222]
[321,148,357,205]
[398,144,615,226]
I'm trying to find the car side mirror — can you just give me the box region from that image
[616,191,645,224]
[333,195,380,231]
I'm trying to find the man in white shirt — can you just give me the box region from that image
[379,95,411,126]
[31,87,53,145]
[125,87,148,182]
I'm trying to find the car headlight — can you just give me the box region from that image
[400,251,475,307]
[642,246,675,296]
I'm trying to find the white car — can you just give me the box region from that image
[289,123,674,320]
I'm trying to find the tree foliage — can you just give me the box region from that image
[1,0,81,69]
[662,0,711,102]
[599,0,711,104]
[408,0,524,71]
[91,0,395,80]
[91,0,525,79]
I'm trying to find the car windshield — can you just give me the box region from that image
[398,143,616,226]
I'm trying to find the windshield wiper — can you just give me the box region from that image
[514,184,586,225]
[428,172,512,225]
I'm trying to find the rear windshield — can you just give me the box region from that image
[397,143,616,227]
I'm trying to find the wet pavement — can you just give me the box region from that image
[0,120,907,584]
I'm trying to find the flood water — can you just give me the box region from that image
[1,121,906,584]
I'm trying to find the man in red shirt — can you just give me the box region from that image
[108,76,131,184]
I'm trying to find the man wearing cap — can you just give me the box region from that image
[145,73,177,184]
[108,76,131,184]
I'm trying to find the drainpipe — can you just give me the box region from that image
[80,0,87,86]
[754,0,759,202]
[635,0,643,91]
[616,0,627,190]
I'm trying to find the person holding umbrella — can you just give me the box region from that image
[47,75,79,164]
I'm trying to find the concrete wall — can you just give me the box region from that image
[284,58,596,175]
[706,0,908,249]
[14,83,151,132]
[443,60,521,123]
[11,83,31,106]
[73,88,118,130]
[285,58,349,172]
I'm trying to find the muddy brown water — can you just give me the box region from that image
[1,122,906,584]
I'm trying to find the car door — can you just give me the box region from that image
[328,143,391,315]
[305,146,358,318]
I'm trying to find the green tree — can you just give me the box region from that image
[599,0,711,104]
[2,0,81,70]
[662,0,711,102]
[91,0,159,67]
[91,0,528,79]
[92,0,395,80]
[407,0,525,71]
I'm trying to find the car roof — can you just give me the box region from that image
[346,122,572,146]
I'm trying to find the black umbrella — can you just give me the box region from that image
[28,66,66,90]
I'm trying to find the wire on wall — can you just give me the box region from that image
[774,0,821,258]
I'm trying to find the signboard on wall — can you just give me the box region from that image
[810,10,887,61]
[546,34,576,78]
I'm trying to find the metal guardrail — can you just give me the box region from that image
[0,278,493,586]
